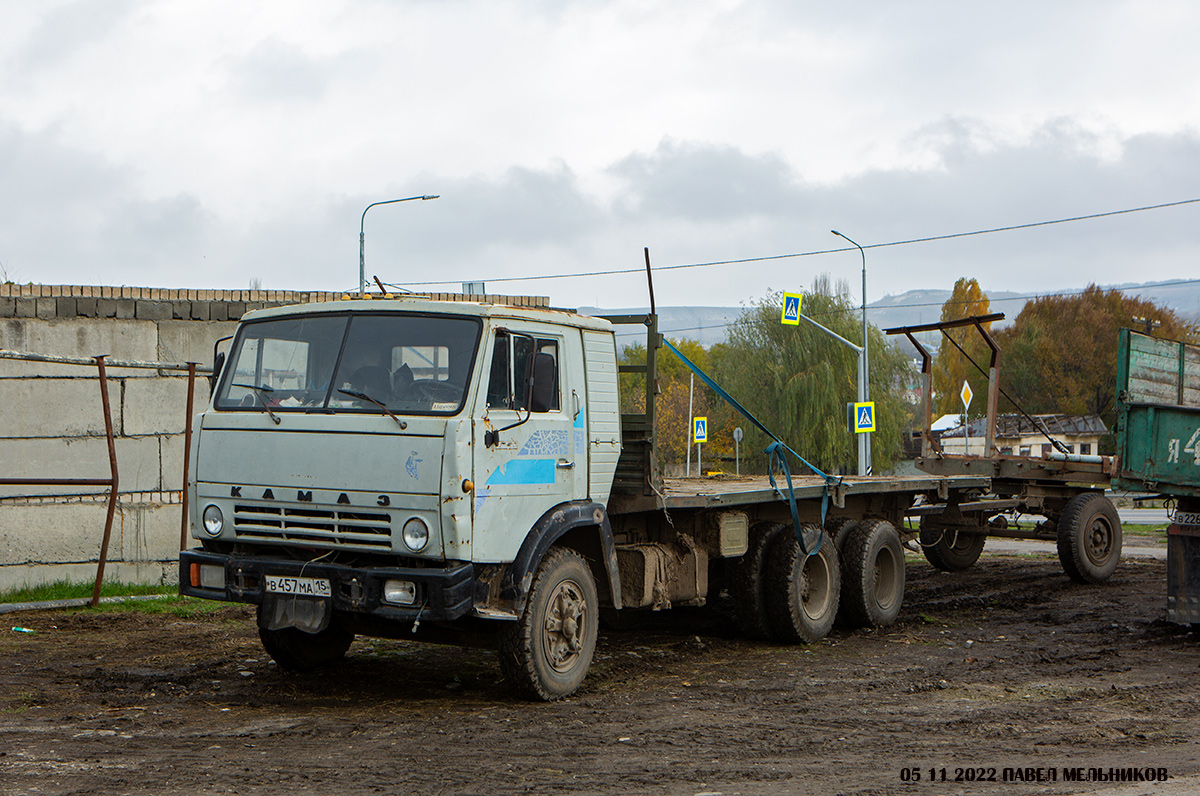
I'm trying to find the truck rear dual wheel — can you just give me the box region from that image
[730,521,788,640]
[258,623,355,671]
[764,526,841,643]
[499,547,599,701]
[839,519,905,628]
[1056,492,1122,584]
[919,518,987,572]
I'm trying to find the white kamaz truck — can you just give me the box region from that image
[180,295,1118,699]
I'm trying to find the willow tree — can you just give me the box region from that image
[710,278,910,475]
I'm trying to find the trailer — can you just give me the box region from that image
[1111,328,1200,624]
[178,297,1126,700]
[887,314,1124,584]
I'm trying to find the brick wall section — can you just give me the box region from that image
[0,283,550,322]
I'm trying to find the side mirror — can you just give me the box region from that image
[208,351,226,394]
[529,352,556,413]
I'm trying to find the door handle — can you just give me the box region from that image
[556,459,576,469]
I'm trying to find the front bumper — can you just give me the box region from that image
[179,549,475,623]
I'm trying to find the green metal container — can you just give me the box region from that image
[1114,328,1200,498]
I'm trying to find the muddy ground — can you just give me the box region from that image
[2,548,1199,796]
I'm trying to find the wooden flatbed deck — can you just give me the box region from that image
[607,473,992,514]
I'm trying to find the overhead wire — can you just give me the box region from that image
[396,197,1200,288]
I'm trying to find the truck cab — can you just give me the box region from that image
[180,297,623,698]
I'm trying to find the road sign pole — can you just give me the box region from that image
[686,373,694,477]
[858,350,868,476]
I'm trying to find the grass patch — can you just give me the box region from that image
[84,594,245,619]
[0,579,176,605]
[1122,523,1167,542]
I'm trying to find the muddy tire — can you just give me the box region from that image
[764,526,841,643]
[840,519,905,628]
[730,521,788,640]
[258,623,354,672]
[1056,492,1122,584]
[826,517,859,553]
[499,547,598,701]
[920,517,987,571]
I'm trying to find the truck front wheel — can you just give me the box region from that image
[1056,492,1122,584]
[258,623,354,671]
[499,547,599,701]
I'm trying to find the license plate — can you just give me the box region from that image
[1176,512,1200,528]
[264,575,331,597]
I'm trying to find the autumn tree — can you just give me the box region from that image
[709,278,911,474]
[931,278,994,417]
[996,285,1199,437]
[618,338,736,472]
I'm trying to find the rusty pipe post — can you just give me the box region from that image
[180,363,196,551]
[90,356,120,609]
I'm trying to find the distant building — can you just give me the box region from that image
[936,414,1108,457]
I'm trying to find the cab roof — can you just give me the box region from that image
[239,297,616,333]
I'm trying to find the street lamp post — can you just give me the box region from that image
[359,195,439,296]
[831,229,871,476]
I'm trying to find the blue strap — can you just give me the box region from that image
[766,441,822,555]
[659,337,840,550]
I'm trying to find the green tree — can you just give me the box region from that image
[997,285,1199,438]
[710,278,911,474]
[931,278,993,417]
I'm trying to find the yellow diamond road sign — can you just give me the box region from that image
[960,380,973,411]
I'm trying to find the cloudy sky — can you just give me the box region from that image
[3,0,1199,310]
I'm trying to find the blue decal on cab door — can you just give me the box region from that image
[485,459,556,486]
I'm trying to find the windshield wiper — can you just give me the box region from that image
[337,388,408,429]
[233,383,281,425]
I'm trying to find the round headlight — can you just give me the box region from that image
[202,505,224,537]
[402,517,429,552]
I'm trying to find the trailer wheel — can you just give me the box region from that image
[499,547,598,701]
[730,521,788,640]
[764,526,841,643]
[1056,492,1122,584]
[840,519,905,628]
[920,518,987,571]
[258,623,354,672]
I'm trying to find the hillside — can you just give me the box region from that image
[581,279,1200,350]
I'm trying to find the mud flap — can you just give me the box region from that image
[258,595,331,634]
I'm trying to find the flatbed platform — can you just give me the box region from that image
[608,473,992,514]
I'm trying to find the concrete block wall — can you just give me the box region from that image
[0,283,550,592]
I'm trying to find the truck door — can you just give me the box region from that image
[472,326,583,562]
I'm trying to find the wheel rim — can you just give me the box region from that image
[873,546,900,612]
[1084,515,1115,566]
[800,551,833,620]
[542,578,588,673]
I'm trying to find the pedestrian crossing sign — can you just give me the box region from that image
[853,402,876,433]
[781,293,802,325]
[693,416,708,443]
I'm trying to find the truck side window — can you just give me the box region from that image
[486,333,513,408]
[486,332,560,412]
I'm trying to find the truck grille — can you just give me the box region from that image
[233,504,393,550]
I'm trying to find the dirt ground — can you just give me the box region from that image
[2,548,1199,796]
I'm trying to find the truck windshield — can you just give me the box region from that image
[214,312,482,416]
